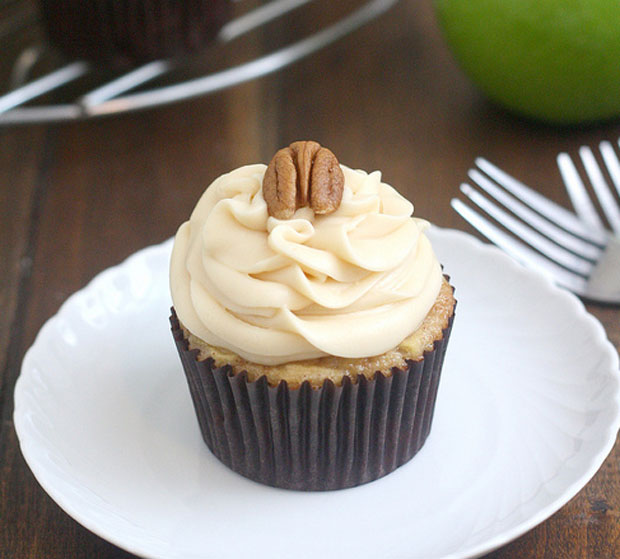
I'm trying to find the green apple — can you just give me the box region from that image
[434,0,620,124]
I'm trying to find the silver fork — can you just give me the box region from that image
[451,141,620,304]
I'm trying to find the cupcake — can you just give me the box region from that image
[170,141,456,490]
[39,0,231,67]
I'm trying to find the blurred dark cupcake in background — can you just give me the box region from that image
[38,0,232,67]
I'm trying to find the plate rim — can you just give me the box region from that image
[13,227,620,559]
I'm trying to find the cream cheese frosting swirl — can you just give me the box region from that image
[170,164,442,365]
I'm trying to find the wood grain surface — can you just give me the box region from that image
[1,1,619,558]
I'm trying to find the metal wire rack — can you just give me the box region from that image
[0,0,399,125]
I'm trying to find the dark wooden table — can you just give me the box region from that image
[1,1,619,557]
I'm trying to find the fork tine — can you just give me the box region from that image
[451,198,589,295]
[459,183,594,276]
[602,141,620,197]
[557,152,607,232]
[476,157,608,245]
[579,146,620,236]
[596,141,620,235]
[468,169,602,260]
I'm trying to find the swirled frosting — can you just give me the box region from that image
[170,164,442,365]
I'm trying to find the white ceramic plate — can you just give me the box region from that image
[14,228,620,559]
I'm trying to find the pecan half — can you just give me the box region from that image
[263,141,344,219]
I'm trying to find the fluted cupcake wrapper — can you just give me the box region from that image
[39,0,231,66]
[171,311,455,491]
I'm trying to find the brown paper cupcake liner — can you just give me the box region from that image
[39,0,231,66]
[170,308,455,491]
